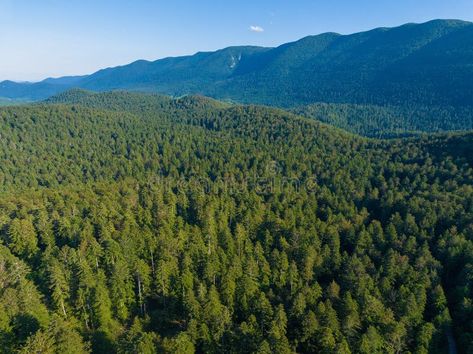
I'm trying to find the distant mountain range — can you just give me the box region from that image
[2,19,473,109]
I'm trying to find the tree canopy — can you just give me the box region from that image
[0,91,471,353]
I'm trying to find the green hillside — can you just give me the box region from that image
[292,103,473,138]
[0,91,471,353]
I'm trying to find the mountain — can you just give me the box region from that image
[42,75,87,86]
[79,46,270,94]
[2,19,473,138]
[1,19,472,107]
[0,76,85,102]
[0,80,64,101]
[211,18,473,107]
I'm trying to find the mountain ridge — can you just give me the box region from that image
[1,19,472,108]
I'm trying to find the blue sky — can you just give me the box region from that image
[1,0,472,81]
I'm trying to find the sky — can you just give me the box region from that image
[1,0,472,81]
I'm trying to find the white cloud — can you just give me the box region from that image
[250,25,264,33]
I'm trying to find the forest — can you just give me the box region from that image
[0,90,472,353]
[291,103,473,138]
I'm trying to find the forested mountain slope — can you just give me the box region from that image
[291,103,473,138]
[0,91,472,353]
[2,20,473,109]
[49,89,473,138]
[2,19,473,137]
[208,19,473,108]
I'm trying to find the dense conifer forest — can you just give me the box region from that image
[0,91,472,353]
[291,103,473,138]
